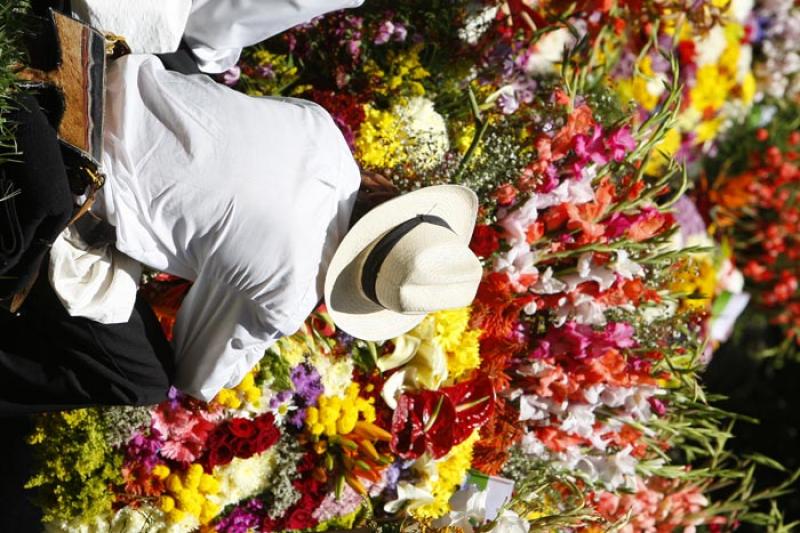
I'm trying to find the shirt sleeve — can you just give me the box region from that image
[171,271,280,401]
[184,0,366,73]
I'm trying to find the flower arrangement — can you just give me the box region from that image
[23,1,799,531]
[700,100,800,356]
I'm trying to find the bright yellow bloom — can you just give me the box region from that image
[432,308,471,352]
[159,495,175,513]
[151,464,171,480]
[213,366,262,410]
[411,431,480,519]
[356,104,404,169]
[448,328,482,380]
[645,127,682,175]
[307,383,376,438]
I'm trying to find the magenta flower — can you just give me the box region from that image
[606,127,636,162]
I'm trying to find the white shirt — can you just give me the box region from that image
[72,0,365,72]
[97,55,360,400]
[185,0,366,73]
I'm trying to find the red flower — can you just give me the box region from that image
[206,442,234,470]
[229,418,256,439]
[494,183,518,206]
[390,376,495,460]
[286,507,316,530]
[470,225,501,258]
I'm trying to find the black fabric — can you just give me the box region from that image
[158,44,203,76]
[0,95,73,297]
[0,267,175,416]
[360,214,452,306]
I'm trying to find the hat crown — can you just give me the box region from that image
[371,223,482,314]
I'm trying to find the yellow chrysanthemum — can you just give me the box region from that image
[411,431,480,519]
[432,307,471,352]
[448,328,482,380]
[356,104,405,169]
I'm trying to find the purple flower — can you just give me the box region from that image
[124,430,163,471]
[291,364,323,407]
[215,499,264,533]
[498,92,520,115]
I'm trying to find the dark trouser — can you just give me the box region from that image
[0,96,174,416]
[0,269,175,415]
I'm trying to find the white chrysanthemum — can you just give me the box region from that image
[309,351,355,398]
[393,97,450,171]
[209,451,277,508]
[44,513,114,533]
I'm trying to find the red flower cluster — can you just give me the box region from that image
[391,375,495,459]
[711,124,800,340]
[202,413,280,472]
[261,452,326,532]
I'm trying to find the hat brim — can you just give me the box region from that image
[324,184,479,341]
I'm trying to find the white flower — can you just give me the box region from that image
[499,198,539,245]
[532,267,567,294]
[384,482,436,513]
[520,431,547,456]
[560,404,597,438]
[695,25,728,66]
[494,242,539,291]
[209,452,277,509]
[519,394,552,421]
[487,509,530,533]
[523,28,573,74]
[610,250,644,280]
[594,446,638,490]
[394,97,450,171]
[433,484,488,532]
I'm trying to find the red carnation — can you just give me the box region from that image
[470,225,500,258]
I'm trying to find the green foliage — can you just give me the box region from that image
[25,410,124,523]
[0,1,27,166]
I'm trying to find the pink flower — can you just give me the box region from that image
[573,126,609,169]
[374,20,395,44]
[606,127,636,162]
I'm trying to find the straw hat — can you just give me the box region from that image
[324,184,482,341]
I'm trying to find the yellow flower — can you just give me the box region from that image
[356,104,404,169]
[306,383,376,438]
[159,495,175,513]
[167,509,185,523]
[691,65,730,112]
[411,431,480,519]
[274,336,306,367]
[741,72,756,103]
[696,117,724,144]
[151,464,171,480]
[432,308,471,352]
[200,500,221,525]
[448,328,482,380]
[645,127,682,175]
